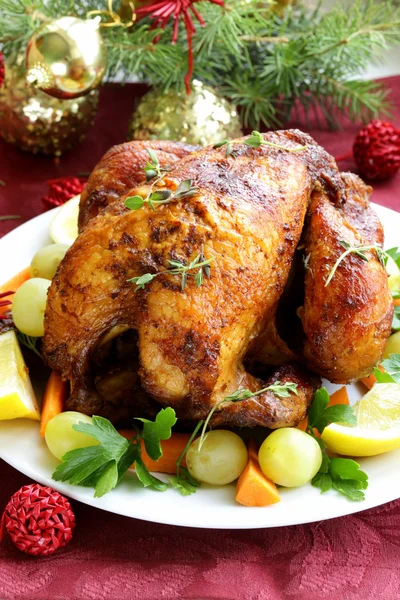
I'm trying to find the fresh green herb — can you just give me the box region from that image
[198,381,299,450]
[306,387,368,501]
[128,248,214,292]
[381,354,400,383]
[386,247,400,269]
[213,139,236,158]
[325,240,388,286]
[169,420,203,496]
[312,457,368,501]
[125,178,198,213]
[392,305,400,331]
[16,331,42,360]
[136,408,177,461]
[307,387,357,434]
[244,131,307,152]
[52,408,177,497]
[0,215,20,221]
[373,367,395,383]
[144,147,166,181]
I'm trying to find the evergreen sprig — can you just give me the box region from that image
[1,0,399,129]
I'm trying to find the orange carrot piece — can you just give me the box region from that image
[394,299,400,307]
[360,365,385,390]
[236,439,280,507]
[297,416,308,431]
[329,386,349,406]
[119,430,191,474]
[40,371,69,436]
[0,267,30,315]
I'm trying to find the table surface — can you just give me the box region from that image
[0,79,400,600]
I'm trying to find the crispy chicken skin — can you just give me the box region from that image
[301,186,393,382]
[43,130,392,426]
[78,140,199,231]
[44,130,332,427]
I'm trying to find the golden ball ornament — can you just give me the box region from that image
[25,17,107,100]
[0,56,99,156]
[129,80,242,146]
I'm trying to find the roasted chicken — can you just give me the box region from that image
[43,130,393,428]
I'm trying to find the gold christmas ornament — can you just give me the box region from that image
[0,56,98,156]
[129,80,242,146]
[25,17,107,100]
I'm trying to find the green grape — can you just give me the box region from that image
[384,331,400,358]
[258,428,322,488]
[30,244,69,280]
[186,430,248,485]
[12,278,51,337]
[45,411,99,461]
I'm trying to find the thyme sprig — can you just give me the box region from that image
[325,240,388,286]
[125,178,199,212]
[16,331,42,359]
[198,381,298,450]
[244,131,308,152]
[129,248,214,292]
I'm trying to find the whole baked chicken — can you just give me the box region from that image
[43,131,393,427]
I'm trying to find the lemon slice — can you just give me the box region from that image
[50,195,80,246]
[322,383,400,456]
[0,330,40,420]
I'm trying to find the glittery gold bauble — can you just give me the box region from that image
[0,57,98,156]
[129,80,242,146]
[26,17,107,100]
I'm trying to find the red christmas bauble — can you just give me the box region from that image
[353,120,400,181]
[0,51,4,89]
[42,176,87,209]
[1,484,76,557]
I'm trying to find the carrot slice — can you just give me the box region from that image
[360,365,385,390]
[297,416,308,431]
[0,267,30,315]
[40,371,69,436]
[235,439,280,507]
[394,299,400,307]
[119,430,191,474]
[329,386,349,406]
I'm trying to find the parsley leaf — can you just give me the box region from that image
[373,367,395,383]
[308,388,357,434]
[392,306,400,331]
[386,247,400,269]
[52,413,172,497]
[169,467,201,496]
[136,407,177,460]
[381,354,400,383]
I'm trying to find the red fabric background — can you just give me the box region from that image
[0,78,400,600]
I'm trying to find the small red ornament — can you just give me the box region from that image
[0,51,4,89]
[135,0,224,94]
[1,484,76,557]
[352,120,400,181]
[42,176,87,209]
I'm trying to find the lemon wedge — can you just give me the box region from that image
[0,330,40,420]
[50,195,80,246]
[322,383,400,456]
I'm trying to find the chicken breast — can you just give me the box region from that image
[78,140,199,231]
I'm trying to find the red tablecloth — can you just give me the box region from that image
[1,78,400,600]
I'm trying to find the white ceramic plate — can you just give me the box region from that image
[0,204,399,529]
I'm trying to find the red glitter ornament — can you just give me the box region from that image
[135,0,225,94]
[1,484,76,557]
[42,176,87,209]
[353,120,400,181]
[0,51,4,89]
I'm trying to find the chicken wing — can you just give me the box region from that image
[78,140,199,231]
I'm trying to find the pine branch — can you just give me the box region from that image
[1,0,399,130]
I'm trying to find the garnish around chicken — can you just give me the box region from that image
[128,248,214,291]
[125,179,199,212]
[325,240,389,286]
